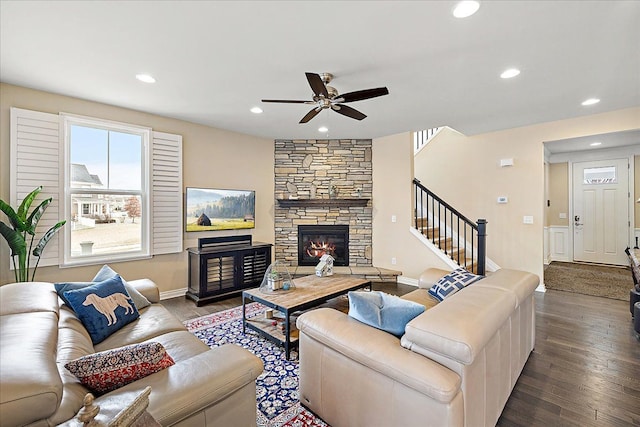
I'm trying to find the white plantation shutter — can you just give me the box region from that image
[9,108,62,267]
[151,131,183,255]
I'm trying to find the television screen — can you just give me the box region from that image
[185,187,255,232]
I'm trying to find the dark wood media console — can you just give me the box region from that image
[186,235,272,306]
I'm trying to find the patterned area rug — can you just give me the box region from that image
[184,303,329,427]
[544,261,633,301]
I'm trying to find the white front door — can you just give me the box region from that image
[573,158,630,265]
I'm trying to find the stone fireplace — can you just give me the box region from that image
[298,225,349,266]
[274,139,372,267]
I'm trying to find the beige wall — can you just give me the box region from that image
[414,108,640,280]
[636,155,640,229]
[372,132,450,280]
[547,163,569,227]
[0,83,274,292]
[2,82,638,289]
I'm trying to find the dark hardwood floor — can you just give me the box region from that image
[161,284,640,426]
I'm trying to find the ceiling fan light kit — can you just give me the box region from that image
[262,72,389,124]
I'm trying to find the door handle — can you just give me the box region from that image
[574,215,583,227]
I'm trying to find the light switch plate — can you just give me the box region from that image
[523,215,534,224]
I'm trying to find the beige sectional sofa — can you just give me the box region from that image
[0,279,263,427]
[296,268,539,427]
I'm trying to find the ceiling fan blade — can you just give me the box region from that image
[262,99,312,104]
[333,104,367,121]
[336,87,389,103]
[305,72,329,98]
[299,107,322,124]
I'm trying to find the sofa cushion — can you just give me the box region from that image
[348,291,425,336]
[65,342,174,394]
[428,268,483,302]
[0,312,62,426]
[63,275,140,344]
[94,304,187,352]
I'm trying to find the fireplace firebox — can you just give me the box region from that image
[298,225,349,266]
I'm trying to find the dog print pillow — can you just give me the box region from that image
[63,274,140,344]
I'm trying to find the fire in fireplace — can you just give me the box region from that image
[298,225,349,266]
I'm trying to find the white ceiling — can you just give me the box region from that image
[1,1,639,141]
[545,129,640,154]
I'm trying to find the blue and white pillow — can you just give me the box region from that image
[428,268,483,302]
[63,275,140,344]
[348,291,425,337]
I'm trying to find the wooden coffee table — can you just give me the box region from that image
[242,274,371,359]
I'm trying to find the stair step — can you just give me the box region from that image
[415,217,429,227]
[420,226,440,238]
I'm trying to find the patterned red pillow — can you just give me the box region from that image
[65,342,174,394]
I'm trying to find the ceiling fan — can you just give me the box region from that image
[262,72,389,124]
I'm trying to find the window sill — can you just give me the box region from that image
[61,254,152,268]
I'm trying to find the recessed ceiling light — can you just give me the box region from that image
[500,68,520,79]
[250,107,263,114]
[590,142,602,147]
[318,126,328,133]
[581,98,600,106]
[135,74,156,84]
[453,1,480,18]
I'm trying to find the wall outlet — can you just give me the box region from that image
[391,257,397,265]
[497,196,508,204]
[391,215,397,223]
[523,215,534,224]
[559,213,567,219]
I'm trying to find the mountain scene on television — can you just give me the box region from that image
[186,188,255,231]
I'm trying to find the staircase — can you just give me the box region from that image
[413,178,487,275]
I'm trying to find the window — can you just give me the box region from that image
[11,107,183,269]
[63,115,150,265]
[583,166,617,184]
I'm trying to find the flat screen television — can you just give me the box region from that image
[185,187,255,232]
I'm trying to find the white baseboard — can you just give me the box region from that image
[160,288,187,300]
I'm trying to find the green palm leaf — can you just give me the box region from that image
[0,199,26,231]
[26,198,52,235]
[32,220,66,257]
[17,186,42,221]
[0,221,26,256]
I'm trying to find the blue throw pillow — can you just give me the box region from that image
[428,267,483,302]
[92,265,151,309]
[55,280,150,310]
[348,291,425,337]
[63,275,140,344]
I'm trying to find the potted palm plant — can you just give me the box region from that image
[0,186,66,282]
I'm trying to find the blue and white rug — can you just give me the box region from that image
[184,303,329,427]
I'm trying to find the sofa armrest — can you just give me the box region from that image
[99,344,263,426]
[128,279,160,304]
[297,308,461,403]
[417,268,450,289]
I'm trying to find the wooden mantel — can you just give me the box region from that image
[277,198,370,208]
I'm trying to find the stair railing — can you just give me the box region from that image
[413,178,487,275]
[414,127,441,153]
